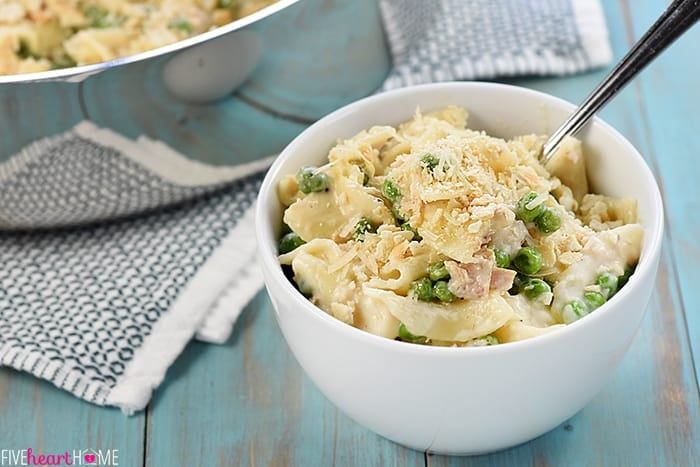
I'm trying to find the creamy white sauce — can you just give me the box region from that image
[552,224,643,315]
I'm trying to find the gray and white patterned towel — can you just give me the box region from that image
[0,0,612,414]
[0,123,271,413]
[0,122,268,230]
[379,0,612,89]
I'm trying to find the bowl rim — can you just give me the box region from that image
[256,81,665,356]
[0,0,299,85]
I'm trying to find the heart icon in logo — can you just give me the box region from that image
[84,453,96,464]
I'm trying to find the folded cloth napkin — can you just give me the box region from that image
[0,123,271,413]
[0,0,613,413]
[379,0,612,89]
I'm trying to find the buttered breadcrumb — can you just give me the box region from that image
[277,106,643,346]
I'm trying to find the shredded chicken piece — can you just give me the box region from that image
[445,259,494,300]
[490,268,517,292]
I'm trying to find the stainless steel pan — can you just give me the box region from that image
[0,0,390,229]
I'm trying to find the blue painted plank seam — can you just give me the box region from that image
[621,0,700,397]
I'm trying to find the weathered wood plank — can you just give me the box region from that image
[625,0,700,386]
[0,368,145,465]
[1,3,388,464]
[145,291,424,467]
[2,1,698,465]
[0,75,144,466]
[428,0,700,463]
[428,247,699,467]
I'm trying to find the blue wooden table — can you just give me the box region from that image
[1,1,699,465]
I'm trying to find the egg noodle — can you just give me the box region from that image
[0,0,276,74]
[277,106,643,346]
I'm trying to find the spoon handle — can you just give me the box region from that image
[542,0,700,162]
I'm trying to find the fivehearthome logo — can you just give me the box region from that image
[1,449,119,466]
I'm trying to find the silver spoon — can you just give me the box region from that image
[541,0,700,164]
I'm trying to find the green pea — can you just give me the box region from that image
[534,208,562,234]
[17,41,34,59]
[383,179,404,221]
[52,55,77,69]
[562,299,588,324]
[296,166,315,180]
[472,335,499,346]
[584,291,606,310]
[296,167,329,194]
[618,266,634,289]
[400,223,421,241]
[352,218,375,240]
[513,247,543,275]
[169,19,193,34]
[433,280,456,302]
[410,277,434,301]
[516,192,546,222]
[427,261,449,281]
[521,278,551,300]
[218,0,238,8]
[483,335,499,345]
[494,248,511,268]
[279,232,305,254]
[85,5,112,28]
[305,173,329,193]
[421,153,439,170]
[596,272,619,299]
[383,179,401,202]
[93,17,113,28]
[398,323,425,343]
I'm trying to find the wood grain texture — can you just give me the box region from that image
[428,247,700,467]
[429,0,700,464]
[144,291,424,467]
[623,0,700,387]
[1,0,699,465]
[0,368,145,464]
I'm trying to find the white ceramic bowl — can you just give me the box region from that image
[255,82,664,455]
